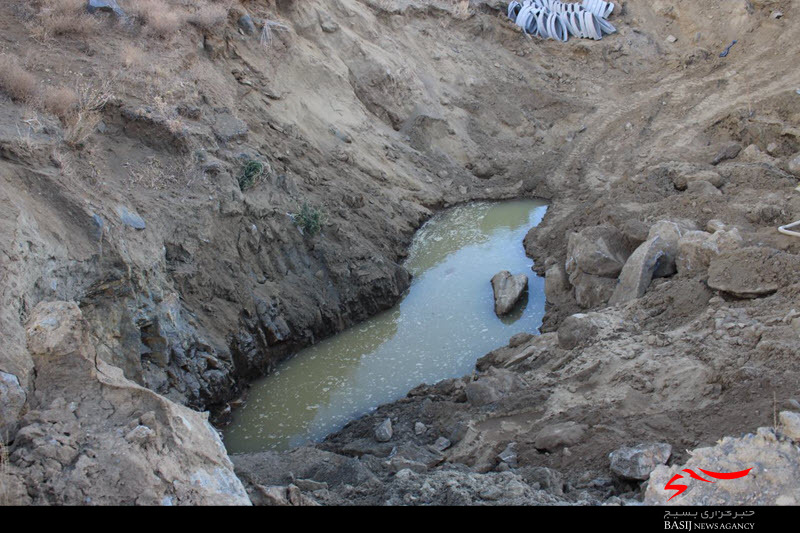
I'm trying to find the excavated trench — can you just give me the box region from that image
[224,199,548,453]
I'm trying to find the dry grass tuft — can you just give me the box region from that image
[188,2,230,31]
[31,0,101,41]
[0,55,38,102]
[121,45,146,69]
[128,0,187,39]
[42,86,79,121]
[64,80,113,147]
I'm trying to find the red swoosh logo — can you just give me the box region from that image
[664,468,752,501]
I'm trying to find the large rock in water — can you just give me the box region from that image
[0,301,250,505]
[609,443,672,480]
[491,271,528,315]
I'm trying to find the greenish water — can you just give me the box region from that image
[223,199,548,453]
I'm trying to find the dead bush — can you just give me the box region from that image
[127,0,187,39]
[43,86,79,121]
[64,80,113,148]
[32,0,101,40]
[0,55,38,102]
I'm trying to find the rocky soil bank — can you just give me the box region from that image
[3,0,800,505]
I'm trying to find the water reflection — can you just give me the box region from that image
[224,199,548,453]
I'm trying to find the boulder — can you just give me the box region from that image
[565,225,631,279]
[676,228,743,277]
[465,367,525,406]
[557,313,605,350]
[779,412,800,442]
[609,220,694,305]
[375,418,393,442]
[571,270,616,309]
[490,271,528,316]
[544,263,572,306]
[238,15,256,35]
[533,421,587,452]
[609,443,672,480]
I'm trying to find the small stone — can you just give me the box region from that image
[609,443,672,480]
[711,142,742,165]
[375,418,393,442]
[414,422,427,435]
[766,142,779,155]
[533,422,587,452]
[771,11,783,19]
[320,20,339,33]
[666,35,677,43]
[433,437,451,452]
[238,15,256,35]
[117,206,146,230]
[779,411,800,441]
[497,442,518,467]
[87,0,126,18]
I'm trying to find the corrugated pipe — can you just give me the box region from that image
[507,0,616,42]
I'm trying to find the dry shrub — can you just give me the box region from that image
[42,86,79,121]
[121,45,145,69]
[33,0,101,40]
[127,0,187,39]
[64,80,113,147]
[188,2,230,31]
[0,55,38,102]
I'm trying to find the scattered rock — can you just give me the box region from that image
[116,206,146,230]
[711,142,742,165]
[609,443,672,480]
[490,271,528,316]
[238,15,256,35]
[557,312,605,350]
[570,270,616,309]
[213,113,249,143]
[375,418,393,442]
[497,442,518,467]
[779,411,800,441]
[464,367,525,406]
[433,437,452,452]
[676,228,742,277]
[544,262,572,306]
[533,422,587,452]
[565,225,631,279]
[609,220,693,305]
[787,152,800,176]
[87,0,126,18]
[686,179,722,196]
[320,20,340,33]
[666,35,677,43]
[414,422,427,435]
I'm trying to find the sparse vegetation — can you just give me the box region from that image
[293,202,326,237]
[0,54,37,102]
[42,86,79,121]
[64,80,113,148]
[238,159,264,191]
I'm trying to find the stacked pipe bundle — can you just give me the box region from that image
[507,0,616,42]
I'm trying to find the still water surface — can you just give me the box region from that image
[224,199,548,453]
